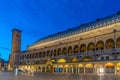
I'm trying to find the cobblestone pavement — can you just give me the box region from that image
[0,72,120,80]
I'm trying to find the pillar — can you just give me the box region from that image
[84,67,86,74]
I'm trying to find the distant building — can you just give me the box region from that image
[0,58,5,70]
[12,11,120,74]
[3,61,8,70]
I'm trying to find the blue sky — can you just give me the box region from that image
[0,0,120,61]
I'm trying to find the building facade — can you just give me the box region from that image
[16,12,120,74]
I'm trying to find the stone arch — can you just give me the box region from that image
[64,65,70,73]
[73,45,79,53]
[43,51,45,57]
[39,52,42,58]
[22,55,24,60]
[32,53,34,58]
[57,59,66,63]
[35,53,38,58]
[68,46,73,54]
[94,64,104,73]
[116,63,120,73]
[53,65,57,72]
[64,65,69,68]
[24,55,27,59]
[87,42,95,51]
[105,63,115,73]
[29,54,31,59]
[85,64,94,73]
[85,64,93,67]
[47,50,50,56]
[50,50,53,56]
[105,39,114,49]
[96,41,104,50]
[116,37,120,48]
[57,48,62,55]
[54,49,56,56]
[81,56,93,61]
[80,44,86,52]
[57,65,64,72]
[78,64,83,67]
[62,47,67,55]
[70,58,78,62]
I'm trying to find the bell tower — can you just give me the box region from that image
[8,28,21,71]
[11,28,21,53]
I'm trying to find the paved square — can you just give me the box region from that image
[0,72,120,80]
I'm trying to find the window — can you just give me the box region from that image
[106,56,109,60]
[101,57,104,60]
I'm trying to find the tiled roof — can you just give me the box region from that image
[30,11,120,47]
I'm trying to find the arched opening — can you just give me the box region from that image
[39,52,42,58]
[96,41,104,50]
[94,64,104,74]
[54,49,56,56]
[29,54,31,59]
[85,64,94,73]
[68,46,73,54]
[53,65,57,72]
[71,58,78,62]
[63,47,67,55]
[116,37,120,48]
[105,63,115,73]
[35,53,38,58]
[68,65,76,73]
[116,63,120,73]
[43,51,45,57]
[57,58,66,63]
[80,44,86,52]
[105,39,114,49]
[32,54,34,58]
[57,48,62,55]
[87,42,95,51]
[57,65,63,72]
[81,56,93,61]
[47,50,50,56]
[74,45,79,53]
[64,65,69,73]
[50,50,53,56]
[78,64,84,73]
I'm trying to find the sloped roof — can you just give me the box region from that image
[30,11,120,47]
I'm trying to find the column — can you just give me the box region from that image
[84,67,86,74]
[72,67,73,73]
[94,37,96,52]
[41,67,42,72]
[115,66,117,74]
[45,67,47,72]
[76,67,78,74]
[78,67,79,74]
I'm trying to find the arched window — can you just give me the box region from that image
[105,39,114,49]
[87,42,95,51]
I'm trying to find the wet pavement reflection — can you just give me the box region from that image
[0,72,120,80]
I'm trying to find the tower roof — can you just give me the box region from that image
[12,28,22,32]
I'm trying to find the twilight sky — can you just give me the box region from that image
[0,0,120,61]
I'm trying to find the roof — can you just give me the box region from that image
[12,28,22,32]
[29,11,120,47]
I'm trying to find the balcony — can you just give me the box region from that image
[19,48,120,62]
